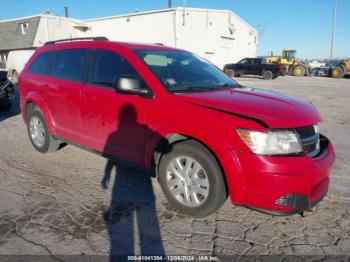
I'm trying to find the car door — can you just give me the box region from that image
[81,49,149,165]
[236,58,249,75]
[49,49,90,143]
[251,59,262,75]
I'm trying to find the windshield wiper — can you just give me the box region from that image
[221,83,242,88]
[169,83,242,93]
[169,86,217,93]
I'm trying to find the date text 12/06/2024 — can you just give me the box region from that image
[127,255,219,261]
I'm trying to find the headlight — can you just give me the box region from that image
[237,129,303,155]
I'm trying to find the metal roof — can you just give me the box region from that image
[0,16,40,51]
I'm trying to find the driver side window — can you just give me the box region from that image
[89,49,139,88]
[239,59,249,65]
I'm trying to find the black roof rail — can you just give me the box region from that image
[44,37,109,46]
[154,43,164,46]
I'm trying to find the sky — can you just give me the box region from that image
[1,0,349,59]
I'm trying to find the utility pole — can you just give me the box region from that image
[168,0,172,8]
[329,0,337,66]
[64,6,69,17]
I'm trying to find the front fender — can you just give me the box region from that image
[144,120,243,203]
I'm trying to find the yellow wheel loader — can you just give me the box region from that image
[266,49,310,77]
[331,60,350,78]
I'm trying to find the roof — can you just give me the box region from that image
[39,39,181,52]
[0,14,83,24]
[0,16,40,51]
[0,14,92,51]
[111,41,181,50]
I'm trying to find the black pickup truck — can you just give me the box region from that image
[224,58,282,80]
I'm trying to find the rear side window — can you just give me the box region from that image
[252,59,262,65]
[28,51,56,75]
[52,49,90,82]
[89,49,138,88]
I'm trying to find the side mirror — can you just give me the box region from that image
[114,76,149,96]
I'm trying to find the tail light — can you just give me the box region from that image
[278,65,283,73]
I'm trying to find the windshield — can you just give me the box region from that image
[134,49,240,92]
[283,50,296,61]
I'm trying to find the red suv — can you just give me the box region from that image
[19,37,335,217]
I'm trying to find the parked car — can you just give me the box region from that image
[224,58,283,80]
[19,38,335,217]
[311,67,330,77]
[6,50,35,84]
[309,60,326,70]
[0,71,15,109]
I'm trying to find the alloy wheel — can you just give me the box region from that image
[166,156,209,207]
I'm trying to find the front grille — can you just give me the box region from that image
[295,125,320,158]
[296,125,317,139]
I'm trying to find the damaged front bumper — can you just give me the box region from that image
[0,78,15,106]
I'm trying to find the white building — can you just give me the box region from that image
[0,14,92,79]
[86,7,258,69]
[0,7,257,78]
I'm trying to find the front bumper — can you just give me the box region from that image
[0,80,15,106]
[230,135,335,215]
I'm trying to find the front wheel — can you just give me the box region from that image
[26,106,61,153]
[294,65,306,77]
[158,140,227,217]
[331,66,345,78]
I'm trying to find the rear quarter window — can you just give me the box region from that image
[28,51,56,75]
[52,49,90,82]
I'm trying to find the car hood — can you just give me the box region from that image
[177,87,320,128]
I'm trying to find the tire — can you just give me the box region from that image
[263,70,273,80]
[26,106,60,153]
[11,70,19,85]
[332,66,345,78]
[272,75,278,79]
[158,140,227,217]
[294,65,306,77]
[305,67,311,76]
[224,68,235,78]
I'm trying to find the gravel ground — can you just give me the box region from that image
[0,76,349,260]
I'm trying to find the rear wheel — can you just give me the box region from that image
[332,66,345,78]
[263,70,273,80]
[224,69,235,78]
[10,70,19,85]
[158,140,227,217]
[26,106,60,153]
[294,65,306,77]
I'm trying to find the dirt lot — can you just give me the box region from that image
[0,76,349,260]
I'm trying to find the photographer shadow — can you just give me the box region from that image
[101,104,167,259]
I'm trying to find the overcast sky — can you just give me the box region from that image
[1,0,349,59]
